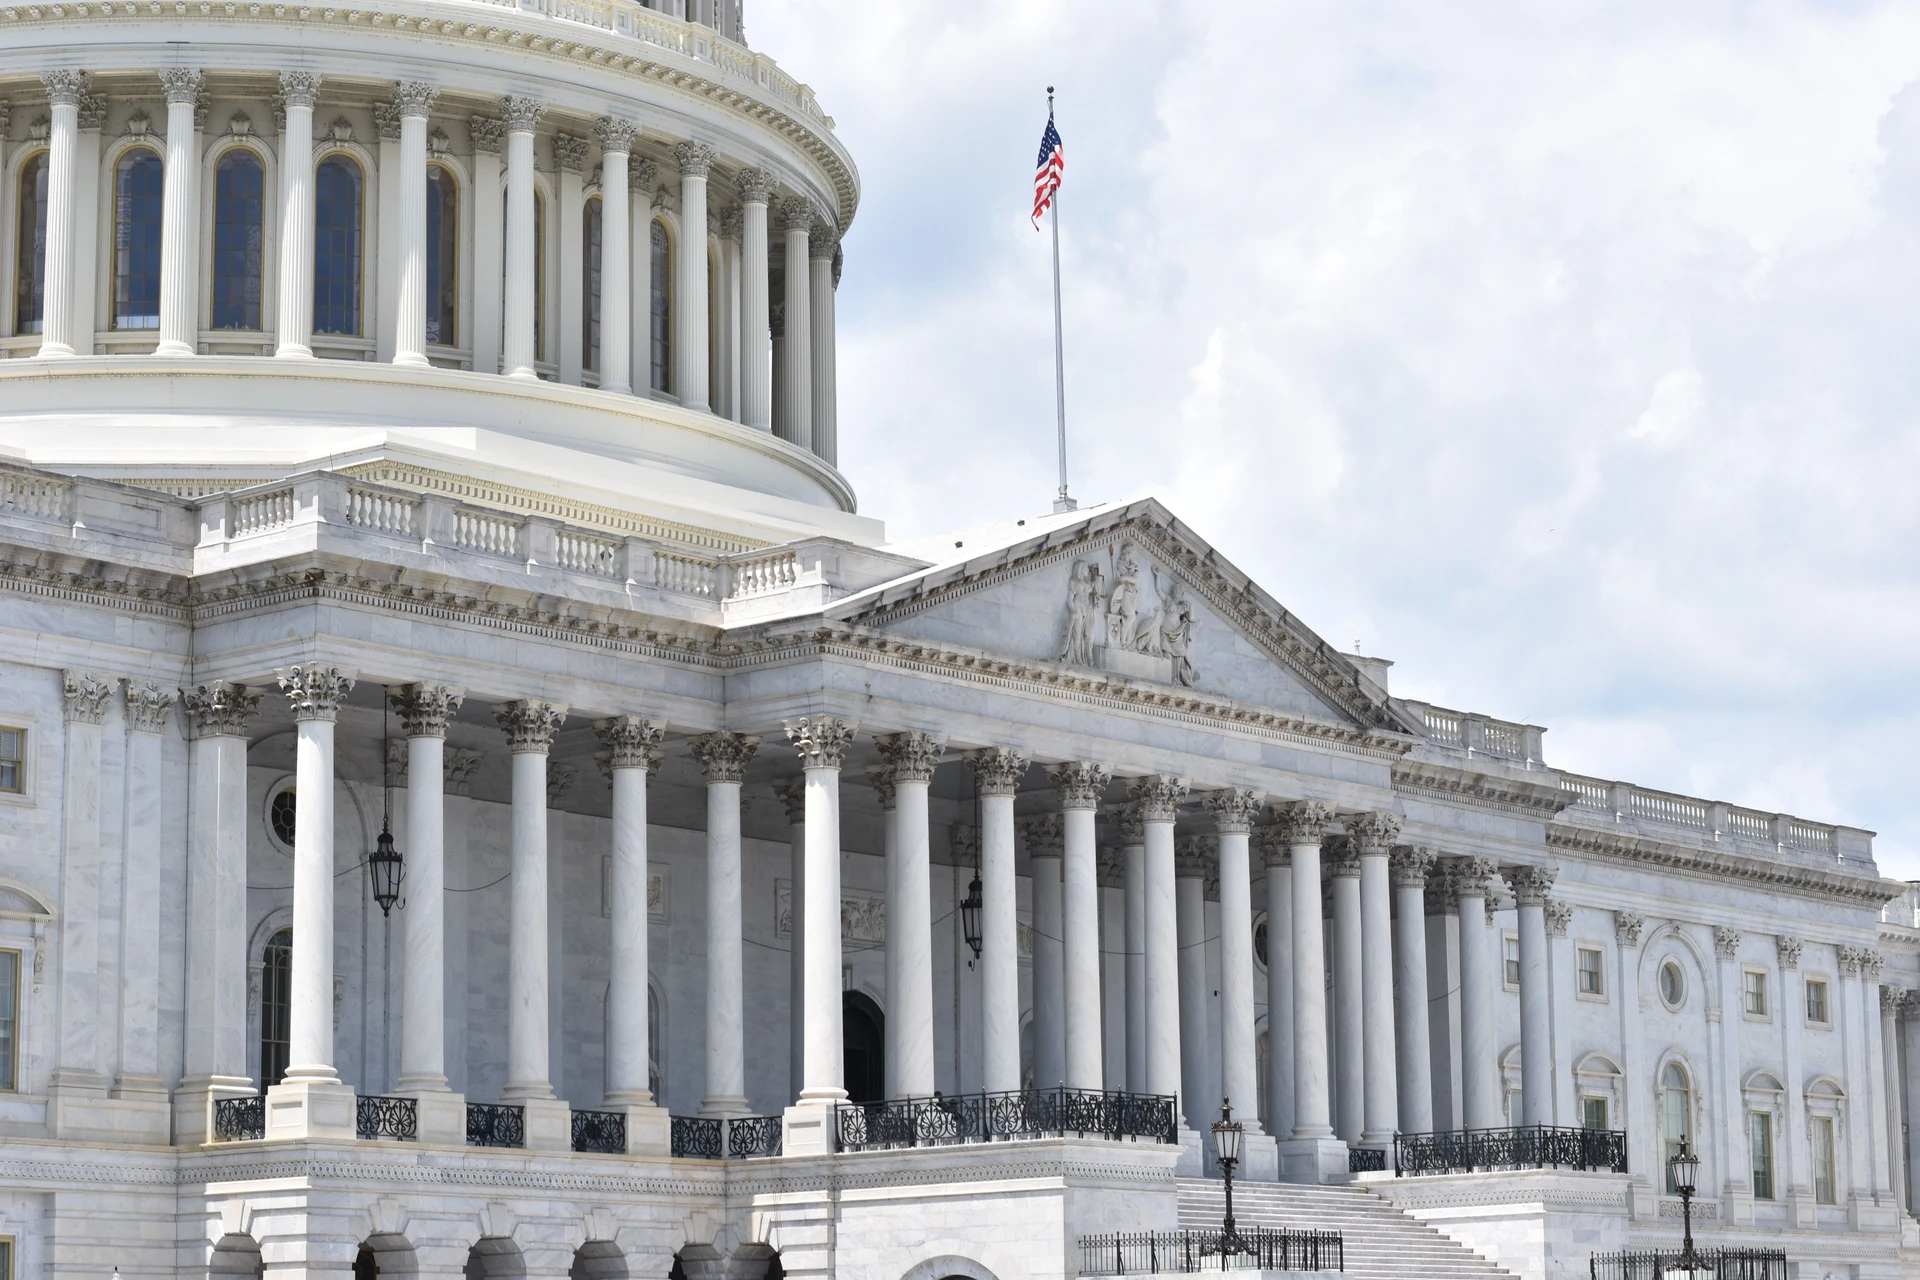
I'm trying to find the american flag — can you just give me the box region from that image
[1032,112,1064,226]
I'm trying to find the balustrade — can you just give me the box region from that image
[232,489,295,537]
[570,1108,626,1154]
[1079,1228,1343,1276]
[345,488,415,537]
[1393,1125,1626,1177]
[835,1087,1177,1153]
[1590,1249,1786,1280]
[356,1094,419,1141]
[1347,1146,1386,1174]
[0,471,70,522]
[466,1101,525,1148]
[670,1114,722,1158]
[212,1094,265,1142]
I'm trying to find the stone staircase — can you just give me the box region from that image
[1176,1179,1518,1280]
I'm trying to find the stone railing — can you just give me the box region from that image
[1,469,72,524]
[1401,700,1546,769]
[1557,773,1865,862]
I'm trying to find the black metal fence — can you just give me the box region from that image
[1396,1125,1628,1176]
[1348,1145,1387,1174]
[727,1113,783,1158]
[1079,1228,1344,1275]
[671,1115,723,1158]
[466,1102,525,1148]
[1591,1248,1787,1280]
[356,1095,418,1141]
[212,1095,265,1142]
[669,1114,785,1159]
[571,1109,627,1154]
[836,1087,1178,1152]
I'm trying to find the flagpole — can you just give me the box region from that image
[1048,87,1075,513]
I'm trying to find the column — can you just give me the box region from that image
[500,96,544,380]
[155,69,203,357]
[555,134,588,384]
[391,83,438,368]
[266,665,358,1140]
[1098,846,1128,1090]
[470,116,504,375]
[782,715,857,1154]
[1549,902,1577,1127]
[1131,777,1190,1139]
[596,717,664,1146]
[1328,838,1363,1143]
[71,92,103,351]
[1052,762,1111,1091]
[1027,815,1066,1090]
[1865,952,1894,1206]
[47,674,112,1132]
[878,733,943,1099]
[1273,799,1342,1179]
[391,685,466,1141]
[1504,864,1556,1128]
[1839,947,1876,1219]
[174,684,257,1144]
[1174,836,1212,1131]
[737,169,773,430]
[629,157,657,387]
[275,72,321,358]
[1352,813,1400,1152]
[776,196,813,448]
[374,105,401,362]
[116,683,175,1108]
[1426,864,1462,1131]
[691,733,758,1116]
[1881,984,1906,1211]
[966,747,1029,1095]
[36,71,83,358]
[1122,808,1148,1094]
[594,119,636,395]
[1618,914,1654,1216]
[674,142,715,410]
[774,778,806,1105]
[714,206,742,420]
[808,221,838,464]
[1260,825,1295,1143]
[1208,788,1272,1178]
[1390,846,1437,1137]
[1453,858,1500,1130]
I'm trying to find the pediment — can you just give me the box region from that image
[831,503,1418,734]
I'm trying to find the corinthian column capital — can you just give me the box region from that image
[124,681,178,736]
[785,715,856,770]
[736,167,775,204]
[500,95,545,133]
[62,671,113,724]
[674,140,717,176]
[964,747,1029,797]
[393,81,439,119]
[41,70,86,108]
[1349,811,1401,855]
[1126,774,1188,822]
[595,116,638,154]
[690,731,759,783]
[182,682,261,739]
[158,68,203,106]
[1502,863,1557,907]
[1047,761,1112,811]
[1270,798,1334,844]
[494,700,567,754]
[277,71,322,110]
[389,684,464,738]
[1203,786,1264,833]
[1389,845,1437,888]
[277,664,356,723]
[875,731,946,784]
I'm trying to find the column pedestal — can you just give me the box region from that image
[1278,1135,1353,1185]
[1242,1131,1281,1182]
[781,1098,837,1156]
[521,1096,573,1152]
[171,1078,257,1146]
[623,1102,671,1155]
[408,1090,468,1145]
[263,1077,358,1141]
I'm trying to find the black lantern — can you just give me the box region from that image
[369,695,405,917]
[1668,1139,1702,1274]
[960,873,983,967]
[1207,1098,1248,1257]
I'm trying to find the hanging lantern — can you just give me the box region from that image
[960,873,984,965]
[369,821,404,916]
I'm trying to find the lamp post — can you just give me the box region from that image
[1668,1139,1704,1278]
[1209,1098,1247,1256]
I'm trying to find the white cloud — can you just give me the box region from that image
[755,1,1920,875]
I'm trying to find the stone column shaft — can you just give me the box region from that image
[880,733,943,1099]
[777,203,813,449]
[975,766,1022,1094]
[737,171,772,430]
[1056,772,1107,1090]
[596,124,634,395]
[674,143,714,409]
[281,667,354,1083]
[1454,863,1499,1130]
[600,715,660,1105]
[395,685,460,1093]
[1264,841,1295,1140]
[1283,804,1335,1138]
[1391,849,1436,1135]
[156,70,203,357]
[776,780,805,1105]
[1031,842,1065,1089]
[497,700,564,1099]
[1330,861,1364,1142]
[693,732,757,1116]
[1124,834,1148,1093]
[501,99,543,380]
[1175,852,1210,1130]
[275,73,320,358]
[117,685,175,1097]
[38,73,82,357]
[1133,777,1188,1118]
[1508,865,1555,1128]
[52,674,110,1091]
[794,719,854,1101]
[180,686,256,1097]
[809,235,837,464]
[1355,816,1400,1147]
[1208,790,1263,1133]
[393,85,437,368]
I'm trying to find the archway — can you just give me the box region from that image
[466,1238,527,1280]
[843,991,884,1104]
[570,1242,626,1280]
[207,1234,264,1280]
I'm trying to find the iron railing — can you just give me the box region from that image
[671,1115,724,1158]
[1080,1228,1343,1274]
[1591,1249,1787,1280]
[466,1102,525,1148]
[571,1109,627,1154]
[836,1087,1178,1152]
[727,1113,784,1158]
[212,1094,266,1142]
[667,1114,784,1159]
[1395,1125,1627,1176]
[1348,1145,1387,1173]
[356,1094,418,1141]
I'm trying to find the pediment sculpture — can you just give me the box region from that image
[1060,541,1199,687]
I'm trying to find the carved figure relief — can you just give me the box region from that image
[1106,543,1143,651]
[1057,541,1201,687]
[1060,559,1103,666]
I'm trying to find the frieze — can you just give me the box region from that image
[1547,825,1898,907]
[773,880,883,948]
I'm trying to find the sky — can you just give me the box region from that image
[751,2,1920,878]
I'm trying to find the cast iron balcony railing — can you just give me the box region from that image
[356,1095,419,1141]
[667,1114,784,1159]
[1395,1125,1627,1177]
[1348,1146,1387,1174]
[571,1108,627,1154]
[671,1115,724,1159]
[1590,1248,1787,1280]
[466,1102,526,1148]
[727,1113,783,1158]
[1079,1228,1344,1275]
[835,1087,1178,1153]
[212,1094,266,1142]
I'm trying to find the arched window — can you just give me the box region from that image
[261,928,292,1089]
[649,219,670,391]
[582,196,602,373]
[1661,1062,1692,1191]
[313,156,364,336]
[211,150,265,331]
[13,151,50,334]
[112,147,165,330]
[426,164,457,346]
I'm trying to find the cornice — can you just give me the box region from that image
[1545,824,1900,907]
[1392,759,1572,819]
[0,551,190,619]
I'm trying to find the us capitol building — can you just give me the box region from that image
[0,3,1916,1279]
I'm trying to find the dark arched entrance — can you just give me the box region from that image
[842,991,884,1103]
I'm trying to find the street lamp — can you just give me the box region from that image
[1209,1098,1247,1256]
[1667,1140,1705,1278]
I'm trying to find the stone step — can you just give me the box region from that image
[1175,1179,1519,1280]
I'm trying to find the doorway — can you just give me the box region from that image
[842,991,885,1103]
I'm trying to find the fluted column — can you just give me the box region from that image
[470,116,505,374]
[278,666,355,1090]
[1616,914,1652,1203]
[1453,858,1500,1130]
[966,747,1029,1094]
[673,142,715,409]
[1175,835,1212,1131]
[594,119,637,395]
[774,778,806,1105]
[1275,800,1336,1146]
[1027,815,1066,1090]
[1328,838,1363,1143]
[809,222,838,464]
[501,97,545,380]
[1864,953,1894,1204]
[692,733,758,1116]
[1098,846,1128,1090]
[1390,846,1437,1136]
[1207,790,1264,1134]
[1353,813,1400,1150]
[391,685,461,1095]
[36,71,83,358]
[1839,947,1876,1211]
[1122,807,1148,1094]
[1505,864,1555,1128]
[117,684,176,1104]
[598,716,662,1107]
[714,206,742,419]
[391,82,438,368]
[737,169,774,430]
[1882,984,1907,1211]
[878,733,944,1099]
[787,717,857,1106]
[1777,935,1811,1217]
[1260,826,1294,1141]
[495,700,566,1099]
[776,197,813,449]
[275,72,320,358]
[1132,776,1189,1121]
[155,69,204,356]
[1052,763,1111,1090]
[48,674,111,1113]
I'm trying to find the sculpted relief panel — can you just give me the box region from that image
[1062,541,1199,687]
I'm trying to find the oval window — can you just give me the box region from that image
[1660,960,1685,1008]
[269,787,297,849]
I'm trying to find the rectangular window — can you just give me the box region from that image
[1504,935,1521,988]
[1750,1111,1774,1200]
[0,727,22,794]
[0,949,17,1091]
[1578,946,1604,995]
[0,1235,11,1280]
[1806,978,1829,1025]
[1583,1096,1609,1131]
[1812,1115,1836,1204]
[1744,970,1768,1017]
